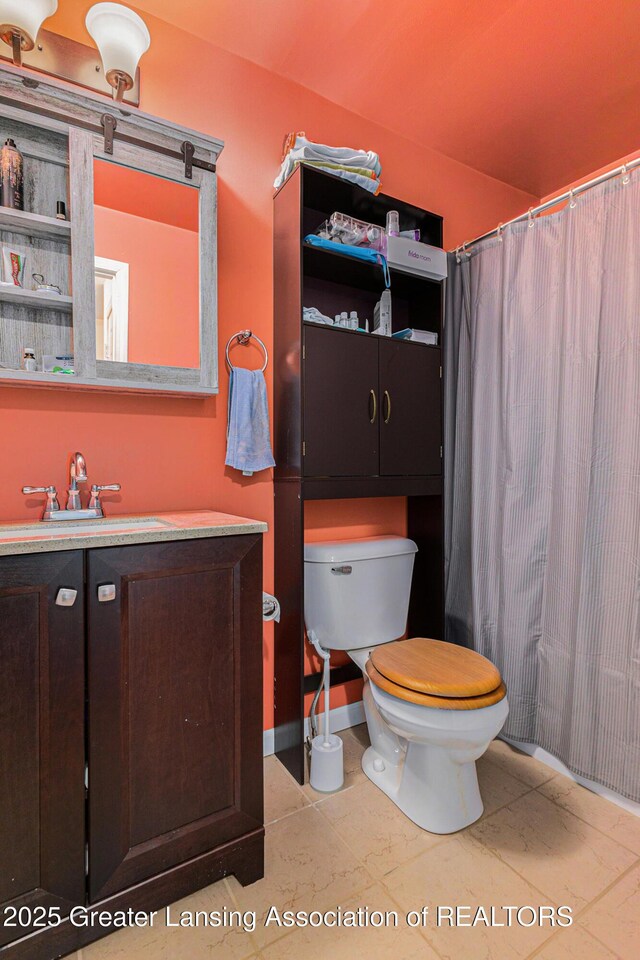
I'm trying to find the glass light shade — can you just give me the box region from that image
[85,3,150,90]
[0,0,58,49]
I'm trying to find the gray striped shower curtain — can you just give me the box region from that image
[444,174,640,801]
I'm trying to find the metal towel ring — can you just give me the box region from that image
[225,329,268,372]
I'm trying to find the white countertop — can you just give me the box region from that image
[0,510,268,556]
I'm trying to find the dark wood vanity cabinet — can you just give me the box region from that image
[303,324,442,479]
[87,537,263,903]
[0,534,263,960]
[0,552,85,948]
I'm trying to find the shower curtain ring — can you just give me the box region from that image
[497,223,503,242]
[569,189,577,209]
[528,207,535,228]
[455,245,461,264]
[621,164,630,185]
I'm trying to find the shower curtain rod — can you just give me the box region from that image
[453,155,640,255]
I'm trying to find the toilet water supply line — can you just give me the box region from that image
[308,631,332,747]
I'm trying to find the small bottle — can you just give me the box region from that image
[349,310,359,330]
[386,210,400,236]
[1,138,24,210]
[22,347,36,372]
[334,314,340,326]
[340,311,348,328]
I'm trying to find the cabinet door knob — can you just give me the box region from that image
[55,587,78,607]
[369,389,377,424]
[98,584,116,603]
[383,390,391,424]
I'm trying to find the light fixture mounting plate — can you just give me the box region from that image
[0,28,140,106]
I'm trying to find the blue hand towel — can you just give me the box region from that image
[225,367,276,477]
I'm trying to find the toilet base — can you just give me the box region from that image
[362,742,484,834]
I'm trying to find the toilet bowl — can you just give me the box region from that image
[304,536,509,833]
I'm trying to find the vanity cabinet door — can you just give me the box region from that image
[86,535,263,902]
[0,551,85,946]
[378,339,442,477]
[303,324,379,476]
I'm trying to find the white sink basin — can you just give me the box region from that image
[0,517,174,537]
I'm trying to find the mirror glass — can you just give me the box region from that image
[93,160,200,368]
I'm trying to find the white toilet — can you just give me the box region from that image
[304,536,509,833]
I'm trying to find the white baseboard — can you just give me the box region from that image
[503,736,640,817]
[263,708,639,816]
[263,700,365,757]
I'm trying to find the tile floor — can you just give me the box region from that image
[76,726,640,960]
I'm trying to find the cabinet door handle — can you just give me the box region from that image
[98,584,116,603]
[383,390,391,424]
[369,389,377,423]
[55,587,78,607]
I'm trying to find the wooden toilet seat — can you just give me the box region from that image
[367,637,506,710]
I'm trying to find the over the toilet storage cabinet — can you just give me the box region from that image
[304,325,442,478]
[0,533,263,960]
[0,62,222,396]
[273,165,445,782]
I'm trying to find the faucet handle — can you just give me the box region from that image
[22,485,60,517]
[89,483,121,512]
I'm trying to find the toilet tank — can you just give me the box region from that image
[304,536,418,651]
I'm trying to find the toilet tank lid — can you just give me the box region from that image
[304,536,418,564]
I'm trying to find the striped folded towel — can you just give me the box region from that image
[275,133,382,194]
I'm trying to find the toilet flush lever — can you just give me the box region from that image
[331,565,352,575]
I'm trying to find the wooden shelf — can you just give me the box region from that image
[303,241,385,292]
[0,285,72,312]
[0,207,71,241]
[303,241,443,302]
[0,367,215,396]
[300,475,443,499]
[302,321,440,347]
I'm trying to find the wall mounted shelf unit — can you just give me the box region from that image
[273,165,446,783]
[0,62,223,396]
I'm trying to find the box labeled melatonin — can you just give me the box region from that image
[386,236,448,280]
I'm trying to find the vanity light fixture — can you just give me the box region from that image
[85,3,150,102]
[0,0,149,106]
[0,0,58,66]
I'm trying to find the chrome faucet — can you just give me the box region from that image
[67,451,88,511]
[23,451,121,522]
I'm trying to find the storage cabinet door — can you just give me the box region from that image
[304,325,379,477]
[379,339,442,476]
[87,535,263,902]
[0,551,85,946]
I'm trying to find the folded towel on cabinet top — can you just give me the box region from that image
[274,132,382,194]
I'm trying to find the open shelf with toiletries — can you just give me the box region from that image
[0,113,75,376]
[274,164,445,781]
[0,63,223,395]
[303,246,442,339]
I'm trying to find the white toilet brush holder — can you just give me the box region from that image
[310,733,344,792]
[308,631,344,792]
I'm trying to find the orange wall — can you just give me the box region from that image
[1,2,537,730]
[94,206,200,367]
